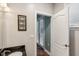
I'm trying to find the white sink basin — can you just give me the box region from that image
[8,51,22,56]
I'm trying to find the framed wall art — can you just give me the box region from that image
[18,15,27,31]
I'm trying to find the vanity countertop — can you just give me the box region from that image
[0,45,27,56]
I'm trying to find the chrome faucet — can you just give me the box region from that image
[2,50,11,56]
[0,48,11,56]
[0,48,4,53]
[0,48,4,56]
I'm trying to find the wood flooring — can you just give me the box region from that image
[37,44,49,56]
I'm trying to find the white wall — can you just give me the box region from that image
[0,11,3,49]
[0,7,6,49]
[53,3,64,14]
[2,3,53,56]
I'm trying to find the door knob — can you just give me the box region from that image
[65,44,69,47]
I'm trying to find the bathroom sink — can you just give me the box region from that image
[0,45,26,56]
[8,51,22,56]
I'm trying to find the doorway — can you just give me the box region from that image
[36,13,51,56]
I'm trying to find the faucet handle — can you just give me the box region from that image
[2,50,11,56]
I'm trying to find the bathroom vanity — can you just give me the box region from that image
[0,45,26,56]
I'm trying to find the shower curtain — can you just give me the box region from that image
[37,15,51,51]
[39,18,45,47]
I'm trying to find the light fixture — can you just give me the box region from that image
[0,3,7,8]
[0,3,10,12]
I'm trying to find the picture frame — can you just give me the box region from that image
[18,15,27,31]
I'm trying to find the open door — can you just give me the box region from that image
[53,8,69,56]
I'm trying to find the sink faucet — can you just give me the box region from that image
[0,48,11,56]
[2,50,11,56]
[0,48,4,53]
[0,48,4,56]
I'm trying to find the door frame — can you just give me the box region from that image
[35,11,53,56]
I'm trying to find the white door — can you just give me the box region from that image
[53,8,69,56]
